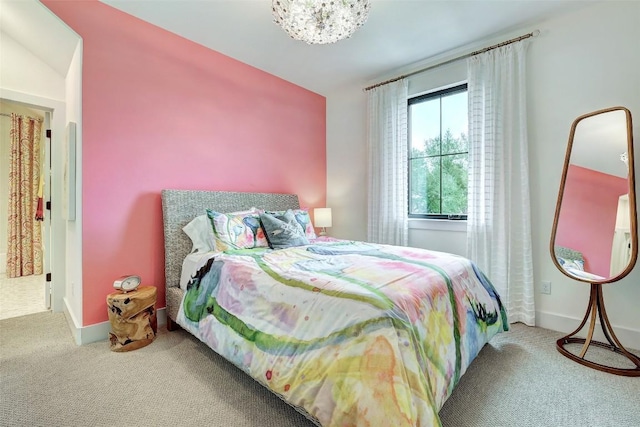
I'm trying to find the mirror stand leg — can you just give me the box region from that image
[556,283,640,377]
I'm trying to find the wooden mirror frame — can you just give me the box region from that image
[550,106,640,376]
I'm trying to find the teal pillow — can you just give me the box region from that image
[260,210,309,249]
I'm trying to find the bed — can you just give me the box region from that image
[161,189,508,427]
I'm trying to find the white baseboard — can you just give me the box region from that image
[536,310,640,351]
[63,303,167,346]
[63,297,82,345]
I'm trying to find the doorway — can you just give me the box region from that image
[0,99,50,320]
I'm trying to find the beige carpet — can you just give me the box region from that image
[1,312,638,427]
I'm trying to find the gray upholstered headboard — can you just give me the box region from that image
[161,189,300,322]
[554,245,584,262]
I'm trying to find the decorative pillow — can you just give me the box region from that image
[206,208,269,251]
[261,208,317,240]
[259,210,310,249]
[183,214,216,253]
[557,257,585,271]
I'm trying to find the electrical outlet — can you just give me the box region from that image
[541,280,551,295]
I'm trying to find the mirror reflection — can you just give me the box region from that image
[552,107,636,283]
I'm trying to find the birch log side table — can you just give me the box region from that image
[106,286,157,352]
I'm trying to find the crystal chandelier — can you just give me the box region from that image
[272,0,371,45]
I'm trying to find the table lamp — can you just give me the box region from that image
[314,208,332,236]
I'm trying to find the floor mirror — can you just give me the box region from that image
[550,106,640,376]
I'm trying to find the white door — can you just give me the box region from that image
[43,112,52,309]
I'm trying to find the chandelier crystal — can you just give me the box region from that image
[272,0,371,45]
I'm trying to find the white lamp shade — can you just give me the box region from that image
[314,208,332,228]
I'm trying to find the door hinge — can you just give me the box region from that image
[46,201,51,210]
[46,129,51,139]
[46,273,52,282]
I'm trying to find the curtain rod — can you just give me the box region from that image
[364,29,540,92]
[0,112,44,121]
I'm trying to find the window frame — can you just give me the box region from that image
[407,83,469,220]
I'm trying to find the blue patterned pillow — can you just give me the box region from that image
[259,210,310,249]
[206,208,268,251]
[261,208,316,240]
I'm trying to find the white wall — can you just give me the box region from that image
[0,20,81,326]
[326,88,368,242]
[0,31,65,101]
[326,1,640,348]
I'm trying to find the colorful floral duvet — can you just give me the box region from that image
[176,239,507,427]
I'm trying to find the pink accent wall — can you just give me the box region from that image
[555,165,628,277]
[43,0,326,326]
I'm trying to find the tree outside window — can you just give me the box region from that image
[408,84,468,219]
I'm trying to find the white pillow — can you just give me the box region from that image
[182,208,258,253]
[182,215,216,253]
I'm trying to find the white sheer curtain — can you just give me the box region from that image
[367,79,408,246]
[466,41,535,325]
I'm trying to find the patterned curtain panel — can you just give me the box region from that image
[466,41,535,326]
[7,113,43,278]
[366,79,409,246]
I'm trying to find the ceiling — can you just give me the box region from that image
[1,0,596,96]
[100,0,596,95]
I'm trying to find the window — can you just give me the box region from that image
[408,84,468,219]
